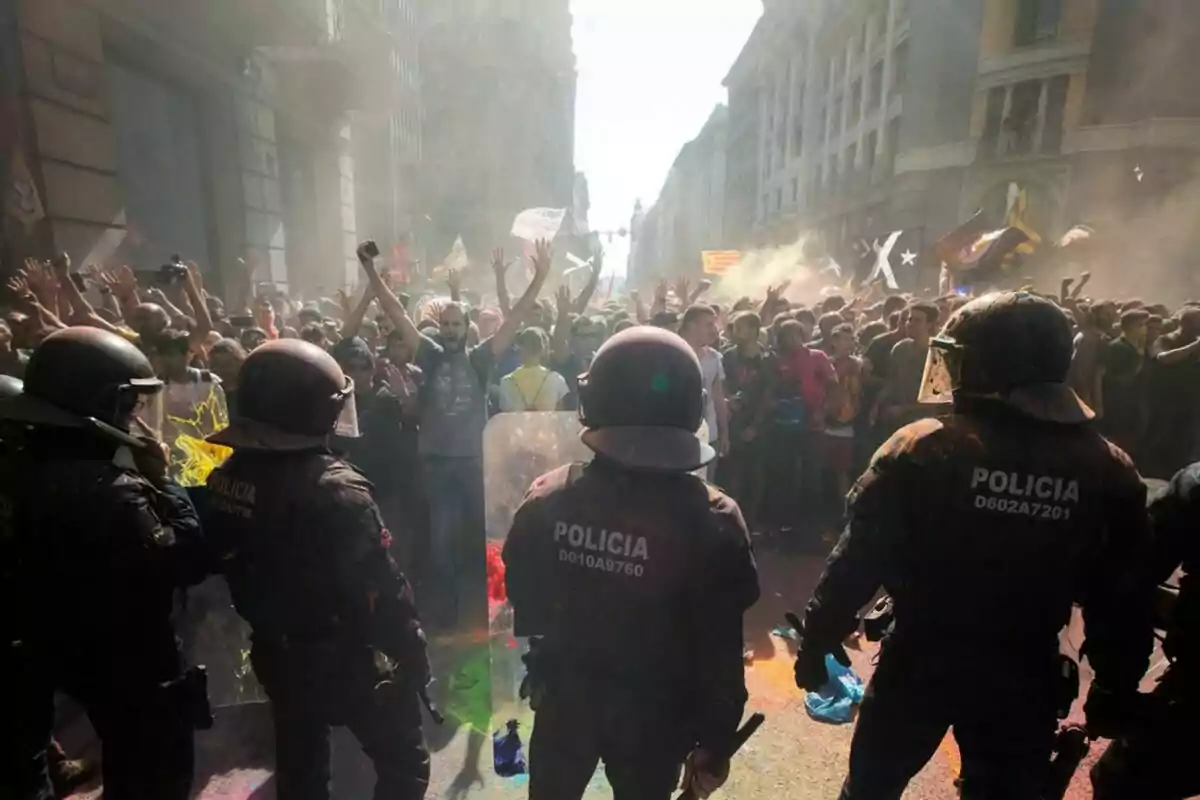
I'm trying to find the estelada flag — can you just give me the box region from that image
[701,250,741,276]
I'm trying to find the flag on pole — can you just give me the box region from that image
[953,227,1032,284]
[511,207,568,242]
[866,230,903,290]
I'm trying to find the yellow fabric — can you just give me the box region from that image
[507,365,559,411]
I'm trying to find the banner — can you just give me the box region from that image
[511,207,567,242]
[701,250,741,276]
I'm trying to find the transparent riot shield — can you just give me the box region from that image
[161,378,233,486]
[417,413,591,792]
[484,413,592,725]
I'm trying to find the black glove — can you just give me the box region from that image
[794,644,852,692]
[1084,685,1151,739]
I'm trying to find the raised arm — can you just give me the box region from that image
[572,249,602,315]
[550,285,572,363]
[183,263,214,339]
[491,238,552,358]
[359,242,421,356]
[339,284,376,341]
[492,248,512,317]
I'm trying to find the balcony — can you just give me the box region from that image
[976,37,1090,91]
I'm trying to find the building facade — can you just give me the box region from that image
[720,0,1200,291]
[628,104,728,285]
[0,0,422,300]
[417,0,576,270]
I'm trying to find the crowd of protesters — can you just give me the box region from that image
[3,248,1198,582]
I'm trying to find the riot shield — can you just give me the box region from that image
[484,412,592,727]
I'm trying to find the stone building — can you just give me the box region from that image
[416,0,576,268]
[627,104,728,285]
[721,0,1200,291]
[0,0,421,300]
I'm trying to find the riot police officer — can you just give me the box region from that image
[202,338,430,800]
[1089,468,1200,799]
[794,292,1156,799]
[0,327,213,799]
[0,375,53,800]
[503,326,760,800]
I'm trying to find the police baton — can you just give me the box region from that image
[1041,724,1091,800]
[419,687,445,726]
[675,712,766,800]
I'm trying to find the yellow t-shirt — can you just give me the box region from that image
[499,365,569,412]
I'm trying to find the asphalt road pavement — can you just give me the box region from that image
[66,542,1157,799]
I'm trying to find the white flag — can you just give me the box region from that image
[511,207,567,242]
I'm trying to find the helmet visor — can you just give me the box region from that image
[334,376,360,438]
[917,337,961,405]
[130,388,164,439]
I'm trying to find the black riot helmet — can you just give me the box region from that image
[16,327,163,436]
[918,291,1092,424]
[209,339,357,451]
[577,326,713,471]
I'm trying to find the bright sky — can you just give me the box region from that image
[571,0,763,277]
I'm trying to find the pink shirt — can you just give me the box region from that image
[777,346,835,423]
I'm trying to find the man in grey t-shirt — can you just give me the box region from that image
[365,241,552,626]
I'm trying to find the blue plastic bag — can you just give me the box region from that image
[803,654,865,724]
[493,719,528,777]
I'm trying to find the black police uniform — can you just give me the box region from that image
[504,461,759,799]
[1090,463,1200,800]
[503,325,760,800]
[204,449,431,800]
[15,428,213,799]
[801,399,1153,799]
[0,422,54,800]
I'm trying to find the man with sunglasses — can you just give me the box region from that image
[793,292,1156,799]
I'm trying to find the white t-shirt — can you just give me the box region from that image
[498,365,570,412]
[696,346,724,444]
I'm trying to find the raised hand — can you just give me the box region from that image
[6,273,38,312]
[654,278,668,305]
[186,260,205,295]
[531,239,553,279]
[491,247,510,274]
[674,277,691,306]
[555,285,572,319]
[446,267,462,294]
[23,259,58,297]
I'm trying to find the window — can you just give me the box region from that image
[869,61,884,109]
[892,41,908,96]
[775,188,782,210]
[850,79,862,125]
[864,129,878,177]
[1001,80,1041,156]
[1041,75,1069,154]
[1014,0,1062,47]
[791,176,799,203]
[884,117,901,177]
[982,87,1006,156]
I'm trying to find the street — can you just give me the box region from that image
[62,538,1159,799]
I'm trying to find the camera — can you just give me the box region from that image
[156,254,189,285]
